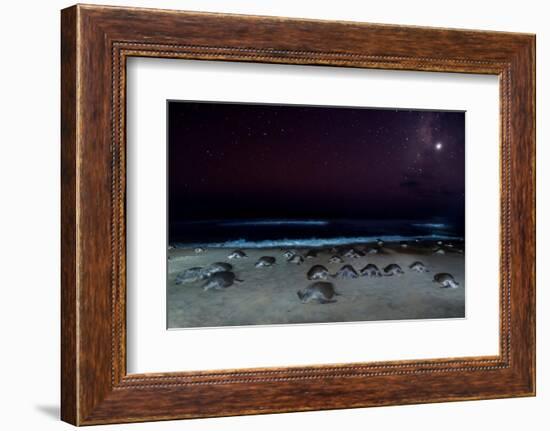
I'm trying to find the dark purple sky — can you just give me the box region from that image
[168,101,464,226]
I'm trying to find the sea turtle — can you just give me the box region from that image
[383,264,405,276]
[255,256,277,267]
[203,262,233,277]
[343,248,364,258]
[202,271,243,291]
[175,267,206,285]
[228,249,247,259]
[305,249,319,259]
[307,265,330,280]
[409,261,429,273]
[333,264,359,279]
[287,254,304,265]
[297,282,339,304]
[360,263,382,277]
[433,273,460,289]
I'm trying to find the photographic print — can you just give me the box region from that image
[167,101,465,329]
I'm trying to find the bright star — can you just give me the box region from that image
[435,142,443,150]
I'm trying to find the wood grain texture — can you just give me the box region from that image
[60,5,78,425]
[60,4,536,425]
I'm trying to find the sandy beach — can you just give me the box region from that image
[167,241,465,329]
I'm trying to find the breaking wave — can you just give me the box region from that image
[173,234,461,249]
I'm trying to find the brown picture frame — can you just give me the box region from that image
[61,4,536,426]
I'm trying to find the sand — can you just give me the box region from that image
[167,242,465,329]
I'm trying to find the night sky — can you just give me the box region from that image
[168,101,465,229]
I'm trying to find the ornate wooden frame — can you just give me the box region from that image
[61,4,536,425]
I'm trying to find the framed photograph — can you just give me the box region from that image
[61,4,536,425]
[165,101,466,329]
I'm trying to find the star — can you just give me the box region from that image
[435,142,443,150]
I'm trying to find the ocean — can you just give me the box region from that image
[170,219,464,249]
